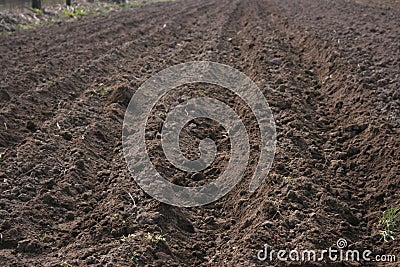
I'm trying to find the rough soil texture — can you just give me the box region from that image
[0,0,399,266]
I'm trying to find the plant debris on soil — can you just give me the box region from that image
[0,0,160,33]
[0,0,399,266]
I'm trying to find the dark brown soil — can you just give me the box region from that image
[0,0,399,266]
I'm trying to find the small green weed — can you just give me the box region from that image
[59,261,72,267]
[63,6,88,18]
[282,176,294,184]
[196,90,207,96]
[130,251,141,262]
[98,83,109,96]
[121,233,135,242]
[63,9,75,18]
[18,23,36,30]
[32,8,43,14]
[75,6,88,16]
[145,232,166,246]
[379,205,400,242]
[110,213,117,221]
[128,1,141,8]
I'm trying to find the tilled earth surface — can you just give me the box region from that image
[0,0,399,266]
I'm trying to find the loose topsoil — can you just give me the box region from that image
[0,0,399,266]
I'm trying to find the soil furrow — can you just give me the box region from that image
[0,0,398,266]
